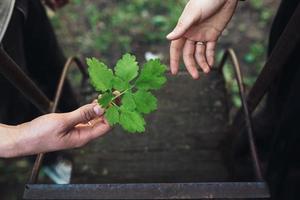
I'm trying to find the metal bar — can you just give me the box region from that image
[0,47,52,114]
[52,57,87,112]
[23,182,270,199]
[28,57,88,183]
[217,49,263,180]
[234,3,300,126]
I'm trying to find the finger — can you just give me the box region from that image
[71,118,111,147]
[166,1,201,40]
[88,119,110,140]
[92,99,98,104]
[195,43,210,73]
[66,103,104,127]
[206,41,217,67]
[170,38,185,75]
[183,40,199,79]
[83,118,110,139]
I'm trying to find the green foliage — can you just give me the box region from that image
[98,92,114,108]
[87,53,167,133]
[244,43,265,64]
[121,92,136,111]
[222,62,242,108]
[119,109,146,133]
[105,106,119,125]
[87,58,114,92]
[134,91,157,114]
[136,59,167,90]
[115,54,139,82]
[249,0,263,9]
[244,42,265,75]
[57,0,185,59]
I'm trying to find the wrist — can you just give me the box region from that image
[0,124,21,158]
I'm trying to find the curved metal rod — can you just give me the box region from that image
[217,48,263,181]
[29,56,88,183]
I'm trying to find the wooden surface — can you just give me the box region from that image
[69,71,230,183]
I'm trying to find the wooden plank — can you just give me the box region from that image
[69,71,230,183]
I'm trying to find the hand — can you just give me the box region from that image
[44,0,69,11]
[167,0,238,79]
[0,103,110,157]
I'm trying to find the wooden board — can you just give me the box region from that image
[69,71,230,183]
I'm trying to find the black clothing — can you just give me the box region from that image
[0,0,78,125]
[266,0,300,199]
[0,0,78,165]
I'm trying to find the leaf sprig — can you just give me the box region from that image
[87,53,167,133]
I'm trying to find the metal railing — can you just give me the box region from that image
[217,48,263,181]
[20,48,270,199]
[3,2,300,197]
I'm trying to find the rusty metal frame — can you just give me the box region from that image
[3,4,299,199]
[9,5,300,195]
[0,45,271,198]
[217,48,263,181]
[21,48,271,199]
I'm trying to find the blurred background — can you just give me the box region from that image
[0,0,279,199]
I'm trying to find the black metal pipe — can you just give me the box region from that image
[24,182,270,199]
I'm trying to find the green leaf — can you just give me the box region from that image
[119,108,145,133]
[121,92,136,111]
[105,106,119,125]
[87,53,167,133]
[115,53,138,82]
[98,92,114,108]
[134,90,157,114]
[136,59,167,90]
[87,57,114,92]
[113,76,130,91]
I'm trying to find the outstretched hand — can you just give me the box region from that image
[2,103,110,157]
[167,0,238,79]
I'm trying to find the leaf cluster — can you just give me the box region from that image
[87,53,167,133]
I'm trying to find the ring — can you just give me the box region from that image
[196,41,206,45]
[88,121,92,126]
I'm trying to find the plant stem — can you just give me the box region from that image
[111,102,119,108]
[112,85,134,100]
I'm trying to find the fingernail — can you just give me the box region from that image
[192,74,199,80]
[93,105,104,116]
[204,68,210,73]
[170,68,175,75]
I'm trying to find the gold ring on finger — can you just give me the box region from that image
[196,41,206,46]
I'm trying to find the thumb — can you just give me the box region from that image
[66,103,104,127]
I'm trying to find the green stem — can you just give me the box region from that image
[112,85,134,100]
[111,102,119,108]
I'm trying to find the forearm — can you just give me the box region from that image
[0,103,108,158]
[0,124,20,158]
